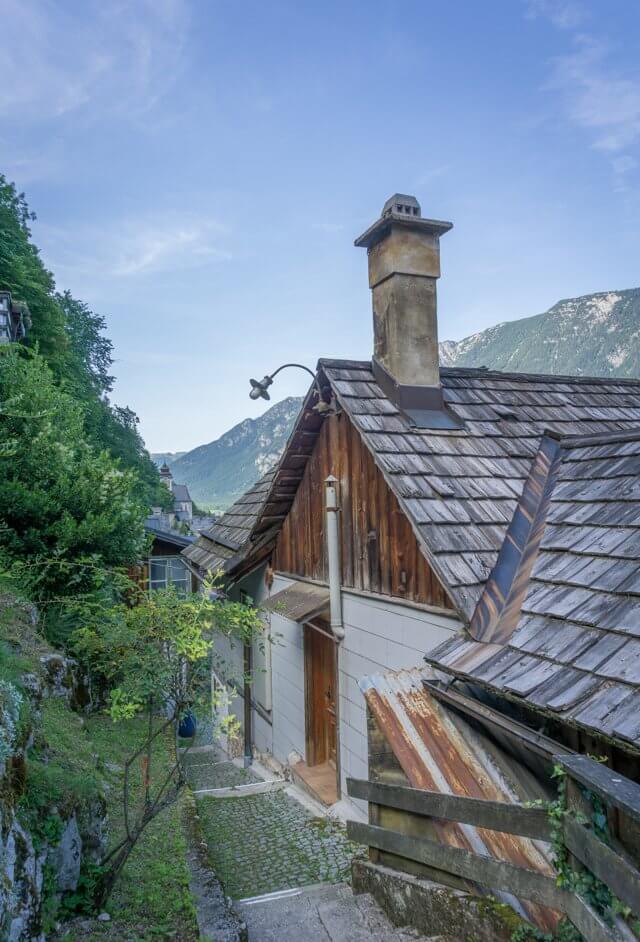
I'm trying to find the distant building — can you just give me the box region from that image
[144,466,213,593]
[0,290,31,344]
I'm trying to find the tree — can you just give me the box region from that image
[0,173,167,508]
[71,578,264,905]
[0,345,147,603]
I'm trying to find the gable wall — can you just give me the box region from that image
[272,412,453,610]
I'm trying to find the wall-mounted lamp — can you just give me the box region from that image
[249,363,337,414]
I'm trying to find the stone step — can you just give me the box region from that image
[237,884,439,941]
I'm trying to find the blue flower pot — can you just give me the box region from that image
[178,711,197,738]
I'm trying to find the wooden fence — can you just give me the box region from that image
[347,755,640,942]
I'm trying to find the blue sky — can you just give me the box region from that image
[2,0,640,452]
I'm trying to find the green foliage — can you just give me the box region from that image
[0,173,166,512]
[0,175,67,373]
[511,921,582,942]
[71,575,264,721]
[61,862,109,917]
[0,345,148,601]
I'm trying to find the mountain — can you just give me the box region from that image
[439,288,640,377]
[151,451,186,466]
[165,397,303,511]
[160,288,640,511]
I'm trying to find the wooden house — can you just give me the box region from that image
[184,193,640,825]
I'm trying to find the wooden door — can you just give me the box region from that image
[304,623,337,768]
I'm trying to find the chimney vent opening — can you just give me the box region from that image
[382,193,422,220]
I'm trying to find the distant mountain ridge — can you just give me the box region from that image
[157,288,640,510]
[155,397,303,511]
[151,451,186,466]
[439,288,640,377]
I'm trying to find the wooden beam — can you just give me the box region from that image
[347,820,563,907]
[347,778,551,841]
[347,821,622,942]
[564,816,640,917]
[558,756,640,825]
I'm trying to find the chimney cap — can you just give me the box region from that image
[355,193,452,250]
[381,193,422,218]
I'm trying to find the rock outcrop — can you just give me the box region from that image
[0,596,107,941]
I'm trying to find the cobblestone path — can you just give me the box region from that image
[183,745,363,900]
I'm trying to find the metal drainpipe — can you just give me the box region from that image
[325,475,344,799]
[243,642,253,768]
[324,475,345,641]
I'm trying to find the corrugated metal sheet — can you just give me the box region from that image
[360,667,557,930]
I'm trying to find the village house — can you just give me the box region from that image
[183,192,640,834]
[144,464,213,593]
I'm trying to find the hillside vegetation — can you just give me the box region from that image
[158,396,303,511]
[440,288,640,377]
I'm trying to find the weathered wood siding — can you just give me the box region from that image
[273,413,453,609]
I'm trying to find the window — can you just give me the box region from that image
[239,590,272,713]
[148,556,190,594]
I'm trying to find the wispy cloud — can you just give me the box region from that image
[37,213,232,292]
[0,0,189,122]
[548,36,640,153]
[525,1,640,190]
[525,0,587,31]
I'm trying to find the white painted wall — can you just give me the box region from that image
[337,591,460,808]
[252,573,461,809]
[211,568,461,812]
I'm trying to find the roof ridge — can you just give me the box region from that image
[557,427,640,448]
[469,434,563,644]
[318,356,640,387]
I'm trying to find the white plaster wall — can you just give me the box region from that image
[337,591,461,808]
[259,575,307,762]
[219,570,461,814]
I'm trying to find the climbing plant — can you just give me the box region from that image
[70,571,266,906]
[512,761,640,942]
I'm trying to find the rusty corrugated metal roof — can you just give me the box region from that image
[360,667,557,930]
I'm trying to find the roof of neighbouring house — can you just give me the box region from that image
[171,483,192,503]
[425,428,640,751]
[247,359,640,621]
[182,469,276,576]
[144,516,195,548]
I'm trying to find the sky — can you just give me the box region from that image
[2,0,640,453]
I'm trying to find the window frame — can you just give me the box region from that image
[148,555,191,594]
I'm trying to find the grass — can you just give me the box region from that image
[0,597,198,941]
[49,711,198,942]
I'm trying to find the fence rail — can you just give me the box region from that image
[347,762,640,942]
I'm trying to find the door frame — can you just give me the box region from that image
[303,619,341,798]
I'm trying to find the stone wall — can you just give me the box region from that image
[0,596,107,941]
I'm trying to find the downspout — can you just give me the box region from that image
[325,475,344,799]
[324,476,344,641]
[243,642,253,768]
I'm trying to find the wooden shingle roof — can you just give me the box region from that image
[253,359,640,620]
[427,429,640,751]
[182,469,276,575]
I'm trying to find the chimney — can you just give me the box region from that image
[355,194,460,429]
